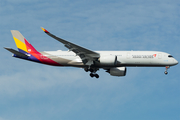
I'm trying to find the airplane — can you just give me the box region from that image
[4,27,178,78]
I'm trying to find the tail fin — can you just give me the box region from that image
[11,30,38,54]
[7,30,61,66]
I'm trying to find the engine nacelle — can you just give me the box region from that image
[108,67,127,76]
[98,55,117,66]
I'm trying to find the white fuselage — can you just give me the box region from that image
[7,29,178,78]
[42,50,178,67]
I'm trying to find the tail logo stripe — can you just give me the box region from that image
[13,37,28,52]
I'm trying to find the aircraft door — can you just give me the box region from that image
[158,53,162,59]
[127,52,131,59]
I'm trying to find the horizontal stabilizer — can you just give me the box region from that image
[4,47,28,58]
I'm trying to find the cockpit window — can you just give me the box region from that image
[168,55,173,58]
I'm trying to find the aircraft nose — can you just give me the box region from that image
[174,59,178,65]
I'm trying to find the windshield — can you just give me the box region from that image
[168,55,173,58]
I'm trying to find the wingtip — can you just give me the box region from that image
[4,47,10,50]
[41,27,49,33]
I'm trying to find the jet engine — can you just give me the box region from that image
[107,67,127,76]
[98,55,117,66]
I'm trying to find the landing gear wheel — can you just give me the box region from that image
[84,68,88,72]
[90,73,99,78]
[164,71,168,75]
[90,73,94,77]
[95,74,99,78]
[164,66,169,75]
[88,67,99,78]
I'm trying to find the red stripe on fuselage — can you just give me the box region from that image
[24,38,62,66]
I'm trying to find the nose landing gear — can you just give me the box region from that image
[164,66,170,75]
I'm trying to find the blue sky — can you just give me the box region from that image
[0,0,180,120]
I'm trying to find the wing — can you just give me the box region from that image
[41,27,100,65]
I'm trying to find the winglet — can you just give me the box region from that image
[41,27,49,33]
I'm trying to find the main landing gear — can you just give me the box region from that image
[84,68,99,78]
[90,73,99,78]
[164,66,170,75]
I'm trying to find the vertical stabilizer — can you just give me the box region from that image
[6,29,61,66]
[11,30,39,54]
[11,30,28,53]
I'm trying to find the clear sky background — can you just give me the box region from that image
[0,0,180,120]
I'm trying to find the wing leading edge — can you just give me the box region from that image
[41,27,100,65]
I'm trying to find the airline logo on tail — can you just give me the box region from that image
[10,30,61,66]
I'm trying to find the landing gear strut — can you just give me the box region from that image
[84,67,99,78]
[164,66,169,75]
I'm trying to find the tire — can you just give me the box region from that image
[95,74,99,78]
[90,73,94,77]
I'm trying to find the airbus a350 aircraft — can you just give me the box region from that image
[4,28,178,78]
